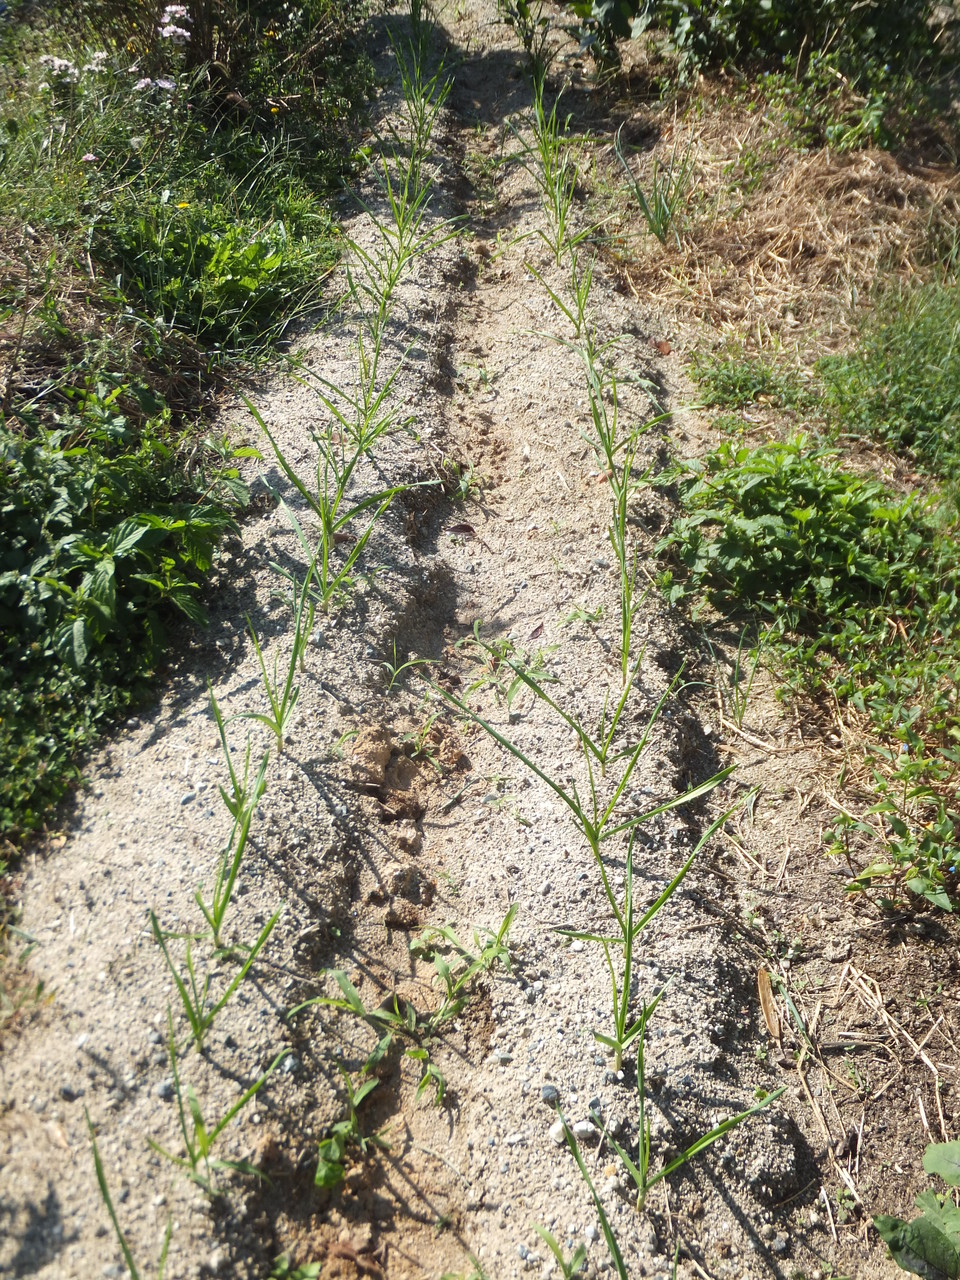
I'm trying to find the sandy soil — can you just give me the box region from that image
[2,4,958,1280]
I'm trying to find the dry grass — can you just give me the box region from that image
[599,88,960,346]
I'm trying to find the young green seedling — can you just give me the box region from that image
[598,1079,787,1209]
[149,1010,289,1194]
[315,1067,390,1189]
[87,1108,172,1280]
[196,744,269,950]
[558,1116,629,1280]
[251,401,409,614]
[150,907,281,1051]
[532,1226,587,1279]
[412,902,518,986]
[509,83,594,266]
[436,635,734,935]
[208,687,262,821]
[242,555,315,752]
[558,811,736,1069]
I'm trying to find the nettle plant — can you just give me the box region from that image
[875,1139,960,1277]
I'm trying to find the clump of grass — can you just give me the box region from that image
[614,125,692,249]
[819,279,960,482]
[690,350,812,410]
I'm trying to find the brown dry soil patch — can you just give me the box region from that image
[3,4,959,1280]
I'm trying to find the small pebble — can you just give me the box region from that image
[549,1119,566,1146]
[586,1225,599,1243]
[541,1084,560,1106]
[60,1085,79,1102]
[155,1079,175,1101]
[572,1120,596,1141]
[180,791,196,806]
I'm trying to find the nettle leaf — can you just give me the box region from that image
[104,518,151,559]
[924,1141,960,1188]
[916,1192,960,1247]
[874,1215,960,1280]
[54,617,90,668]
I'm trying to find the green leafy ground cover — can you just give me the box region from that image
[667,283,960,912]
[563,0,956,150]
[0,0,372,845]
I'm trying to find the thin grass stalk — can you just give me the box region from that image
[87,1108,172,1280]
[196,750,269,948]
[558,1117,629,1280]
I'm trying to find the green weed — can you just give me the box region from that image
[614,125,692,248]
[659,433,960,908]
[411,903,518,983]
[290,905,516,1106]
[502,0,555,87]
[269,1258,322,1280]
[315,1067,389,1189]
[690,351,811,410]
[0,405,243,839]
[150,908,281,1051]
[820,280,960,482]
[875,1138,960,1276]
[0,0,371,841]
[149,1011,287,1194]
